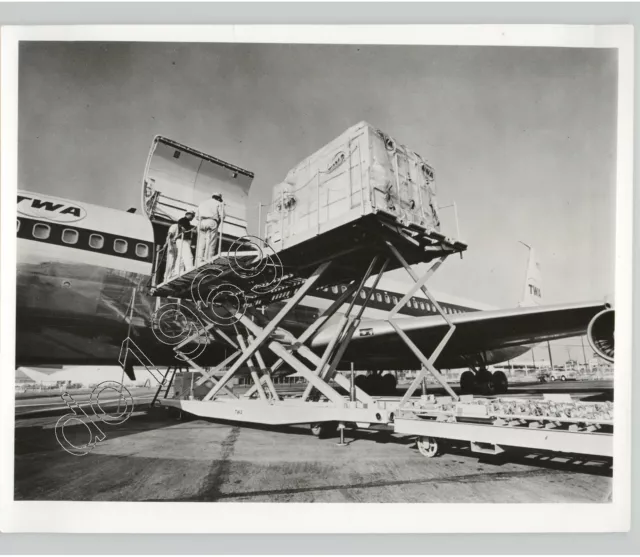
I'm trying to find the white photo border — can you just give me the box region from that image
[0,24,633,534]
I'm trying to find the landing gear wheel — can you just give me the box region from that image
[492,371,509,394]
[459,370,476,394]
[476,370,495,396]
[381,373,397,395]
[417,436,441,458]
[369,374,386,396]
[362,375,375,395]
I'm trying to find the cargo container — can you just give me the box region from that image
[264,121,441,251]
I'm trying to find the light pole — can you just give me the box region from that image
[580,336,588,369]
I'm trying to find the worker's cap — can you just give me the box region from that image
[212,193,223,201]
[185,210,195,217]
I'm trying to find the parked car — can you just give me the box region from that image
[538,369,579,382]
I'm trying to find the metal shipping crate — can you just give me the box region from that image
[264,121,441,251]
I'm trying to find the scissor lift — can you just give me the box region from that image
[113,211,614,461]
[141,213,466,432]
[126,129,613,460]
[120,210,615,460]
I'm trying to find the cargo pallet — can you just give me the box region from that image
[120,212,613,460]
[394,396,613,458]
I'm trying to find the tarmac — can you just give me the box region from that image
[14,380,613,503]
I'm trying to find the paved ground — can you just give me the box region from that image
[15,388,157,416]
[14,380,613,503]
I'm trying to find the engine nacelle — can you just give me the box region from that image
[587,308,615,363]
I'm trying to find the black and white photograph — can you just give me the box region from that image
[0,25,632,533]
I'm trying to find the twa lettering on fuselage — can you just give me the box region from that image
[18,194,87,223]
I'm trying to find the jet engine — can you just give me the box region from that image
[587,308,615,363]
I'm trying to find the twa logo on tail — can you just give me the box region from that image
[519,242,543,307]
[18,193,87,223]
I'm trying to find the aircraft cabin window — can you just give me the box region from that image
[419,302,425,311]
[114,239,128,254]
[360,290,367,299]
[341,285,347,292]
[376,293,382,302]
[89,234,104,249]
[384,294,390,304]
[136,243,149,258]
[61,228,79,245]
[32,223,51,240]
[392,296,398,305]
[332,286,339,294]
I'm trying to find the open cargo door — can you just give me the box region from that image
[141,136,254,239]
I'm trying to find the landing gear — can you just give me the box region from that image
[355,372,397,396]
[459,368,508,396]
[416,436,441,458]
[474,369,495,395]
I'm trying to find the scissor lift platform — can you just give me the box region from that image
[150,213,466,304]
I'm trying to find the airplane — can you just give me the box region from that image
[15,137,615,397]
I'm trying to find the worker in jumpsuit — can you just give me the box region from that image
[163,211,195,281]
[196,193,223,266]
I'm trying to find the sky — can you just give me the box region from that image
[18,42,618,309]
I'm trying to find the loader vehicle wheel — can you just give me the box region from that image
[417,436,441,458]
[310,422,338,438]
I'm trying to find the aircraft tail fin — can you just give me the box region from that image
[519,244,543,307]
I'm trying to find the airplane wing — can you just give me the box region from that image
[310,301,611,370]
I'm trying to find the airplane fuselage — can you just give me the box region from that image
[16,191,532,373]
